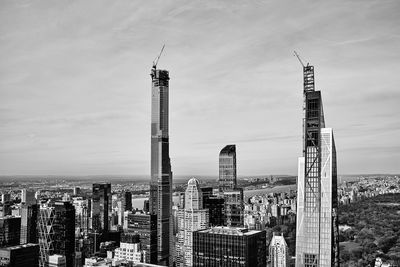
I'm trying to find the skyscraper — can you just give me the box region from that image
[295,64,339,266]
[219,145,237,192]
[91,183,111,234]
[176,178,209,267]
[38,201,75,267]
[270,233,289,267]
[193,226,266,267]
[150,66,172,265]
[20,203,38,244]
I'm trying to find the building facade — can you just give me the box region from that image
[150,67,172,265]
[219,145,237,192]
[295,65,339,267]
[0,243,39,267]
[38,201,75,267]
[176,178,209,267]
[91,183,111,234]
[224,189,244,227]
[126,212,157,264]
[20,203,38,244]
[0,216,21,247]
[193,227,266,267]
[269,233,289,267]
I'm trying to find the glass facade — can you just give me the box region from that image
[219,145,237,192]
[91,183,111,234]
[295,66,339,267]
[193,227,266,267]
[126,213,157,264]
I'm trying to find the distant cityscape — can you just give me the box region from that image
[1,50,399,267]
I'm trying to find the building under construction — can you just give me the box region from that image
[294,53,339,267]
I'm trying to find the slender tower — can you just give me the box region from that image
[150,46,172,266]
[294,54,339,267]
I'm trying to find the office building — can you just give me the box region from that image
[219,145,237,192]
[20,203,38,244]
[38,201,75,267]
[0,243,39,267]
[0,216,21,247]
[224,189,244,227]
[92,183,112,234]
[295,64,339,266]
[150,65,172,265]
[193,227,266,267]
[176,178,209,267]
[126,212,157,264]
[270,233,289,267]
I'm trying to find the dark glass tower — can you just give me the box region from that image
[150,67,172,265]
[219,145,237,192]
[38,201,75,267]
[295,65,339,266]
[193,227,266,267]
[92,183,111,234]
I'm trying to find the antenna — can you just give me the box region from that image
[152,45,165,70]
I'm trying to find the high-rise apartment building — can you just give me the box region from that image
[295,65,339,267]
[176,178,209,267]
[38,201,75,267]
[270,233,289,267]
[150,66,172,265]
[224,189,244,227]
[219,145,237,192]
[126,212,157,264]
[193,227,266,267]
[91,183,111,234]
[20,203,38,244]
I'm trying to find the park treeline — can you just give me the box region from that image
[338,193,400,266]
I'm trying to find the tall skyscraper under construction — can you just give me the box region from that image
[295,60,339,266]
[150,52,172,266]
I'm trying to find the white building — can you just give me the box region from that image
[176,178,209,267]
[270,233,289,267]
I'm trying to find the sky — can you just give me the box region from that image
[0,0,399,177]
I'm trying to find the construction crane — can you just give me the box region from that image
[294,51,308,67]
[152,44,165,70]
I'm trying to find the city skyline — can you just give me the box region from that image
[1,0,400,176]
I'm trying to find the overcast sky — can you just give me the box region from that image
[0,0,399,177]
